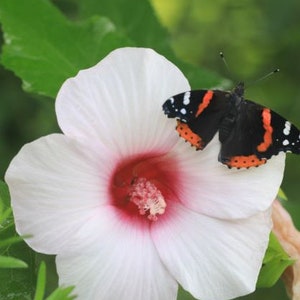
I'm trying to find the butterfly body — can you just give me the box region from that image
[163,82,300,168]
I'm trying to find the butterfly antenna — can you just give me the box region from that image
[248,68,280,86]
[219,51,231,75]
[219,51,239,83]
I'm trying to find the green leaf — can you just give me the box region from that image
[277,188,288,201]
[34,262,46,300]
[0,255,28,268]
[73,0,225,89]
[0,0,131,98]
[257,232,294,288]
[46,286,76,300]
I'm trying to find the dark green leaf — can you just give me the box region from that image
[0,0,131,98]
[257,232,294,288]
[0,255,28,268]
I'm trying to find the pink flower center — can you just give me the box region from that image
[109,154,180,223]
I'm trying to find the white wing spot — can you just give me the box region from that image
[180,108,187,115]
[183,92,191,105]
[283,121,291,135]
[169,97,174,104]
[283,139,289,146]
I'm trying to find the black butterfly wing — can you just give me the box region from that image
[219,99,300,168]
[163,89,232,150]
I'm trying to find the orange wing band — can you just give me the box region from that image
[257,108,273,152]
[195,90,214,117]
[176,120,204,150]
[225,155,267,168]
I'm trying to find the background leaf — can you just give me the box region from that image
[0,0,131,98]
[0,255,28,269]
[72,0,171,52]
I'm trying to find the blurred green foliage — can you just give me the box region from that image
[1,0,300,299]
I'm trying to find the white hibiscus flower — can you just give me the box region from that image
[5,48,285,300]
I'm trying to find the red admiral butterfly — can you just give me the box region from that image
[163,82,300,168]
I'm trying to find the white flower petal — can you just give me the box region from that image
[152,202,272,300]
[168,135,285,219]
[5,134,114,254]
[56,206,178,300]
[56,47,190,156]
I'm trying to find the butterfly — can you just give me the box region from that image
[163,82,300,168]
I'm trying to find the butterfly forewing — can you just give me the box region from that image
[163,90,209,122]
[264,109,300,157]
[163,89,232,149]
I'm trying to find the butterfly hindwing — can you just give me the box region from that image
[219,100,269,168]
[219,99,300,168]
